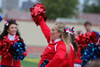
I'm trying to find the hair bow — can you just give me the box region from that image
[65,27,74,34]
[5,20,9,26]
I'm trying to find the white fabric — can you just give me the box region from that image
[70,43,74,50]
[55,44,57,51]
[54,38,61,43]
[50,38,61,44]
[8,34,15,41]
[49,38,61,51]
[74,64,81,67]
[54,38,61,52]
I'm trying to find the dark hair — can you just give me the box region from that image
[0,19,22,40]
[70,34,78,56]
[84,21,92,27]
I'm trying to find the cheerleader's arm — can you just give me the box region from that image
[39,18,51,43]
[45,44,66,67]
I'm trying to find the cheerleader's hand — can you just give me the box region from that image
[40,59,49,67]
[30,3,47,26]
[38,16,44,23]
[22,50,27,56]
[33,16,44,26]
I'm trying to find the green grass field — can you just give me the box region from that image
[21,58,40,67]
[0,57,40,67]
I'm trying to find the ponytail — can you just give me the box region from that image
[70,34,78,56]
[62,32,70,56]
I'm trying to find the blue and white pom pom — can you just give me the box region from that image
[12,41,26,61]
[81,43,100,65]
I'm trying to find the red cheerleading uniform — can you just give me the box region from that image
[0,35,27,67]
[38,18,75,67]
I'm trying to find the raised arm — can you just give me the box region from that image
[39,18,51,43]
[45,43,66,67]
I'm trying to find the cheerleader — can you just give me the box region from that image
[0,19,27,67]
[74,21,100,67]
[36,17,77,67]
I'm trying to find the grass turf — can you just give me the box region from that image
[21,58,40,67]
[21,60,38,67]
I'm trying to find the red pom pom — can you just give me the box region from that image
[0,37,19,58]
[76,32,99,50]
[90,32,98,43]
[30,3,47,26]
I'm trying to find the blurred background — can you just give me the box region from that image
[0,0,100,67]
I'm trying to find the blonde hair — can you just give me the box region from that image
[55,22,70,56]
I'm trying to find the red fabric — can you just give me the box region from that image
[0,35,27,67]
[39,18,51,43]
[45,42,66,67]
[38,18,75,67]
[0,36,19,58]
[0,51,2,55]
[74,47,82,64]
[62,44,75,67]
[0,40,2,56]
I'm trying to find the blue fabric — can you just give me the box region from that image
[74,63,81,65]
[0,16,2,22]
[1,65,12,67]
[1,65,20,67]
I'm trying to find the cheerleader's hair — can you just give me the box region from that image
[55,22,70,56]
